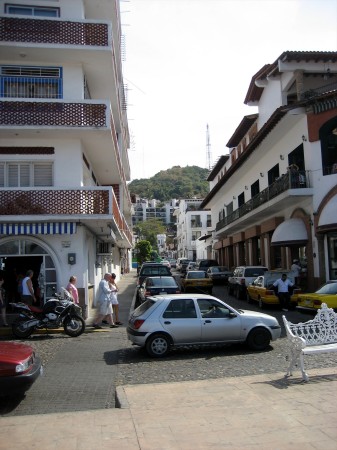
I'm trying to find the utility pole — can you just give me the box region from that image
[206,123,212,170]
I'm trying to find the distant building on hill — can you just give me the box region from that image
[131,195,178,226]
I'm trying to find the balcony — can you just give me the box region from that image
[0,16,109,47]
[0,100,107,128]
[216,170,312,233]
[0,187,132,247]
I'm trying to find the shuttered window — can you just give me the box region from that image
[0,162,53,187]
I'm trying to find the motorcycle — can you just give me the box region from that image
[10,288,85,338]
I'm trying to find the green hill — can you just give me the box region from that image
[128,165,209,201]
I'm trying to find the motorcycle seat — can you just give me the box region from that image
[30,305,43,313]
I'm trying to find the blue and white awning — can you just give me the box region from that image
[0,223,77,235]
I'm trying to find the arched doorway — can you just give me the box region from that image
[0,238,57,305]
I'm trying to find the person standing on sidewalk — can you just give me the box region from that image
[109,273,122,326]
[66,276,79,304]
[21,270,36,306]
[273,273,294,312]
[92,273,118,329]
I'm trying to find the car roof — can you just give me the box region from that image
[147,293,216,301]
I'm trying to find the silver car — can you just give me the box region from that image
[127,294,281,357]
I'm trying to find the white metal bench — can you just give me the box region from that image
[283,303,337,381]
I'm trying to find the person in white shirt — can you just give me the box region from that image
[291,259,301,284]
[92,273,118,329]
[273,273,294,312]
[21,269,36,306]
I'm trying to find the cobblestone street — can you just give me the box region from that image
[1,271,337,416]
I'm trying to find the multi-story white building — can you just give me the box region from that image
[174,198,213,261]
[201,51,337,291]
[0,0,132,316]
[131,196,178,226]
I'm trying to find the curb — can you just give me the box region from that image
[115,386,130,409]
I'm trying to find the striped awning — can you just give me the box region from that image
[0,223,77,235]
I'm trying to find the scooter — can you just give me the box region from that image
[10,289,85,338]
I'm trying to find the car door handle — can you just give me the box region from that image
[164,321,171,324]
[204,320,212,323]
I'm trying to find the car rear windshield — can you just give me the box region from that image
[187,271,206,279]
[150,277,177,287]
[140,266,171,276]
[245,268,268,277]
[132,299,157,317]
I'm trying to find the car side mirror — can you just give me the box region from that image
[229,312,237,318]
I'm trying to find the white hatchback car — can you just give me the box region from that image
[127,294,281,357]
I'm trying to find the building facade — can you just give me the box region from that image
[131,196,177,226]
[201,51,337,291]
[174,199,213,261]
[0,0,133,316]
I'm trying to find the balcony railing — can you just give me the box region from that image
[0,17,109,47]
[216,170,310,231]
[0,187,132,245]
[0,100,107,127]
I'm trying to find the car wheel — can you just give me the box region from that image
[146,333,171,357]
[247,327,271,351]
[258,297,264,309]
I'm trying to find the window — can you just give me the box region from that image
[163,299,197,319]
[5,5,60,17]
[0,66,63,99]
[0,162,53,187]
[320,118,337,175]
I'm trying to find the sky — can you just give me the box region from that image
[121,0,337,181]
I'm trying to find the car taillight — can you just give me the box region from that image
[145,290,151,296]
[133,319,145,329]
[314,300,322,306]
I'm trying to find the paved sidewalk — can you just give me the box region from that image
[1,367,337,449]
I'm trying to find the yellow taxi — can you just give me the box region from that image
[181,270,213,294]
[296,281,337,311]
[246,270,301,309]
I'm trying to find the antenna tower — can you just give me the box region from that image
[206,123,212,170]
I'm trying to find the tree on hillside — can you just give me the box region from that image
[128,165,209,201]
[134,219,166,248]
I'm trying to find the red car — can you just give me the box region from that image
[0,342,42,396]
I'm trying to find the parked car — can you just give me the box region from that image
[206,266,232,284]
[246,270,301,309]
[0,341,42,396]
[138,276,181,303]
[186,261,197,272]
[296,280,337,312]
[196,259,219,272]
[161,260,171,269]
[181,270,213,294]
[168,258,177,268]
[176,258,190,272]
[228,266,268,299]
[137,264,172,288]
[127,294,281,357]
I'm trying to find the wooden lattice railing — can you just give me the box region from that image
[0,101,107,127]
[0,17,109,46]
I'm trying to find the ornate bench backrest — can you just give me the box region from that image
[284,303,337,346]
